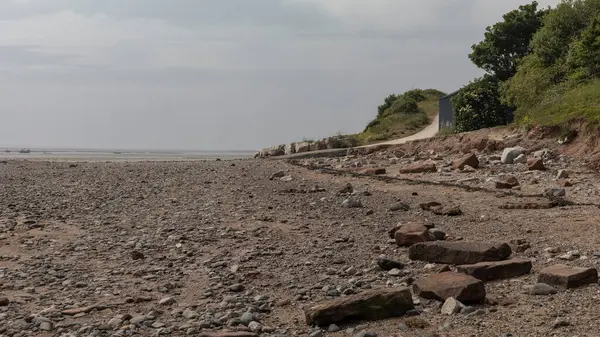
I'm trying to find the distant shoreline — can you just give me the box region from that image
[0,148,255,161]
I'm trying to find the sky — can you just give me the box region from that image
[0,0,558,151]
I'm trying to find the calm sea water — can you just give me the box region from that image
[0,148,255,161]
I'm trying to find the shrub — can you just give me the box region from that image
[452,76,509,132]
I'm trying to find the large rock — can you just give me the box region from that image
[285,143,296,155]
[295,142,311,153]
[409,241,512,265]
[304,287,414,326]
[538,264,598,289]
[457,258,532,281]
[399,161,437,174]
[413,272,485,303]
[394,223,435,247]
[452,153,479,170]
[501,147,525,164]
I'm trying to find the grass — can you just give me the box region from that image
[356,90,445,144]
[521,79,600,127]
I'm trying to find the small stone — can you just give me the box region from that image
[328,324,341,332]
[269,170,285,180]
[240,312,255,325]
[528,283,558,295]
[355,332,377,337]
[440,297,465,315]
[388,268,402,276]
[389,202,410,212]
[429,228,446,241]
[151,321,165,328]
[513,154,527,164]
[377,258,404,271]
[280,175,293,182]
[460,306,476,315]
[0,297,9,306]
[131,250,144,260]
[556,170,569,179]
[309,331,323,337]
[399,323,410,331]
[552,319,570,329]
[342,197,363,208]
[501,147,524,164]
[182,309,199,319]
[544,188,566,198]
[248,321,262,332]
[159,297,176,305]
[495,177,519,189]
[527,158,545,171]
[452,153,479,170]
[229,283,245,292]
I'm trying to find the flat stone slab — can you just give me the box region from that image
[304,287,413,326]
[408,241,512,265]
[538,264,598,289]
[413,272,485,303]
[394,222,434,247]
[457,258,532,281]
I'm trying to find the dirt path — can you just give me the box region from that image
[366,113,440,147]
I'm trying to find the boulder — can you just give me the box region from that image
[527,158,545,171]
[457,258,532,281]
[409,241,512,265]
[265,145,285,157]
[295,142,311,153]
[501,147,525,164]
[413,272,485,303]
[285,143,296,155]
[452,153,479,170]
[304,287,414,326]
[398,162,437,174]
[538,264,598,289]
[394,223,435,247]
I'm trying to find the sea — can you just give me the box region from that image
[0,148,256,161]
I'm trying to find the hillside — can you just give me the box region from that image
[357,89,446,144]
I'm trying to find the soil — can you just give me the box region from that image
[1,127,600,337]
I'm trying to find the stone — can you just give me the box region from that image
[229,283,245,292]
[456,258,532,281]
[409,241,512,265]
[359,168,386,176]
[389,202,410,212]
[452,153,479,170]
[295,142,311,153]
[528,283,558,295]
[304,287,414,326]
[285,143,296,155]
[342,197,363,208]
[0,297,8,306]
[394,223,435,247]
[552,319,570,329]
[240,312,256,325]
[527,158,545,171]
[182,309,199,319]
[460,306,476,315]
[40,321,53,331]
[388,268,402,276]
[495,177,519,189]
[420,201,442,211]
[248,321,262,332]
[544,188,566,198]
[309,331,323,337]
[328,324,341,332]
[199,333,259,337]
[377,258,404,271]
[538,264,598,288]
[428,228,446,241]
[413,272,485,303]
[398,162,437,174]
[431,205,462,216]
[355,332,377,337]
[501,147,525,164]
[339,183,353,194]
[159,297,176,305]
[440,297,465,315]
[557,170,569,179]
[269,171,285,180]
[513,154,527,164]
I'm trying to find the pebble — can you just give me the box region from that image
[388,268,402,276]
[460,306,477,315]
[229,283,245,292]
[328,324,341,332]
[309,330,323,337]
[159,297,176,305]
[248,321,262,332]
[240,312,255,325]
[39,321,53,331]
[355,332,377,337]
[552,319,570,329]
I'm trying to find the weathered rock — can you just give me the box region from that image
[544,188,566,198]
[394,223,435,247]
[431,205,462,216]
[413,272,485,303]
[501,147,525,164]
[295,142,311,153]
[399,162,437,174]
[389,202,410,212]
[538,264,598,288]
[304,287,414,326]
[409,241,512,265]
[269,171,285,180]
[339,183,353,194]
[495,177,519,189]
[527,158,545,171]
[199,333,259,337]
[0,297,8,306]
[527,283,558,295]
[377,258,404,271]
[513,154,527,164]
[429,228,446,240]
[441,297,465,315]
[453,153,479,170]
[359,168,386,175]
[457,258,532,281]
[420,201,442,211]
[342,197,363,208]
[557,170,569,179]
[285,143,296,155]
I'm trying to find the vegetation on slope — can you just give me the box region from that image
[358,89,446,143]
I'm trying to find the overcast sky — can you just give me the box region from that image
[0,0,557,150]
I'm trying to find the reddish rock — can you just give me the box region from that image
[527,158,546,171]
[560,180,573,187]
[413,272,485,303]
[431,205,463,216]
[304,287,414,326]
[457,258,532,281]
[495,176,519,189]
[420,201,442,211]
[388,224,403,239]
[452,153,479,170]
[394,223,435,247]
[409,241,512,265]
[538,264,598,289]
[399,162,437,174]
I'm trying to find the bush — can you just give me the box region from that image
[377,94,400,118]
[452,76,509,132]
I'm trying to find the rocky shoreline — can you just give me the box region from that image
[1,136,600,336]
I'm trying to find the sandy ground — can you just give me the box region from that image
[1,138,600,336]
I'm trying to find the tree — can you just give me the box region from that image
[377,94,399,117]
[469,1,548,81]
[567,15,600,78]
[452,76,508,132]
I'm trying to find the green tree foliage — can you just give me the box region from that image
[469,1,548,81]
[451,76,508,132]
[377,94,399,117]
[567,15,600,78]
